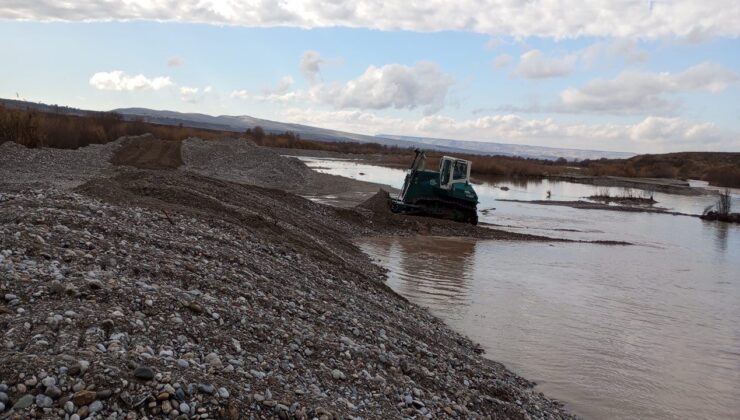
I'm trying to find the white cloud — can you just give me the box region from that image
[556,62,739,114]
[280,108,739,153]
[263,76,294,95]
[6,1,740,40]
[493,54,513,69]
[230,89,249,99]
[167,56,184,67]
[580,39,648,66]
[203,86,212,93]
[179,86,199,102]
[514,49,577,79]
[300,50,323,84]
[312,62,454,115]
[89,71,173,91]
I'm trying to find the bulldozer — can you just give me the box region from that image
[391,149,479,225]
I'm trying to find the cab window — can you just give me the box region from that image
[440,159,451,185]
[453,161,468,181]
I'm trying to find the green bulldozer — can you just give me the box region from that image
[391,149,479,225]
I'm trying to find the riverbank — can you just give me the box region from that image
[277,148,716,197]
[0,137,576,419]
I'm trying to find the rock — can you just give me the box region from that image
[332,369,346,380]
[70,415,81,420]
[218,387,229,398]
[134,365,155,381]
[0,402,4,412]
[69,360,89,376]
[35,394,53,408]
[176,359,189,368]
[72,390,97,406]
[96,389,113,399]
[100,318,115,331]
[89,400,103,412]
[179,402,190,414]
[0,392,7,403]
[64,400,75,413]
[204,352,223,368]
[198,383,215,395]
[45,384,62,398]
[12,394,34,410]
[41,377,56,387]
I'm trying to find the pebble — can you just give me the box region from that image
[35,394,53,408]
[217,387,229,398]
[179,402,190,414]
[198,383,215,395]
[332,369,346,380]
[89,400,103,412]
[12,394,34,410]
[176,359,189,368]
[134,365,155,380]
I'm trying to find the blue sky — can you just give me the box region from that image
[1,1,739,153]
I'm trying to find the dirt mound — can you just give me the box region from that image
[181,137,313,190]
[110,135,182,170]
[358,189,393,213]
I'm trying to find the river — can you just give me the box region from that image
[298,156,740,420]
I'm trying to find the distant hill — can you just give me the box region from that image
[2,98,634,160]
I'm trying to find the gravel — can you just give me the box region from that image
[0,138,575,419]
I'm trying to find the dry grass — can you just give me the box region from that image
[3,104,738,188]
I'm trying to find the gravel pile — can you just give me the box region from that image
[0,140,125,192]
[0,138,575,419]
[181,138,314,191]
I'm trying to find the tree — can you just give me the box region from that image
[252,126,265,142]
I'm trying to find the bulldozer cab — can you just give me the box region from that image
[439,156,471,189]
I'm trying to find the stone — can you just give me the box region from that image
[217,387,229,398]
[12,394,34,410]
[0,402,4,412]
[41,377,56,387]
[134,365,155,381]
[72,390,97,406]
[64,400,75,414]
[96,389,113,399]
[197,383,215,395]
[35,394,53,408]
[204,352,223,368]
[45,384,62,398]
[179,402,190,414]
[176,359,189,368]
[331,369,346,380]
[89,400,103,412]
[0,392,7,403]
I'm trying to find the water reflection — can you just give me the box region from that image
[362,236,476,319]
[359,236,740,420]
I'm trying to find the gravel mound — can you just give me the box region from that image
[0,139,124,192]
[181,138,313,191]
[0,182,574,419]
[110,136,183,170]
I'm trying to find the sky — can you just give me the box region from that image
[1,1,739,153]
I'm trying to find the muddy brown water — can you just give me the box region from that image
[302,157,740,420]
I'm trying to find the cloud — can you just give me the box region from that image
[300,50,323,84]
[281,108,739,153]
[312,62,454,115]
[514,49,577,79]
[556,62,739,114]
[89,71,173,91]
[6,1,740,40]
[167,56,184,67]
[580,39,648,66]
[263,76,294,95]
[179,86,199,102]
[493,54,513,69]
[230,89,249,99]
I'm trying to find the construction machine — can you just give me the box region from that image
[391,149,479,225]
